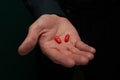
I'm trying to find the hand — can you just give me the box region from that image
[18,14,96,67]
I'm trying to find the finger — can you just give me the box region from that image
[44,48,75,68]
[18,26,43,55]
[75,40,96,53]
[68,46,94,60]
[72,53,89,65]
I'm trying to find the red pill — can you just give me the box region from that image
[64,34,70,42]
[54,36,62,44]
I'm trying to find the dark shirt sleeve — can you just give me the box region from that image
[22,0,65,19]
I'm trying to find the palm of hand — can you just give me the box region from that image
[18,14,95,67]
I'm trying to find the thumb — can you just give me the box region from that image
[18,26,43,55]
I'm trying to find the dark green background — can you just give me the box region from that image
[0,0,38,80]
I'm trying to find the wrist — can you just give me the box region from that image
[40,14,65,18]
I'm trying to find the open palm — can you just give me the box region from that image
[18,14,96,67]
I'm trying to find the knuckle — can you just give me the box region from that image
[28,37,36,44]
[91,48,96,53]
[88,54,94,60]
[80,57,89,65]
[66,59,75,68]
[63,59,75,68]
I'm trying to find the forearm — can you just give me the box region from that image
[22,0,65,19]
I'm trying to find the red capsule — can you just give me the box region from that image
[54,36,62,44]
[64,34,70,42]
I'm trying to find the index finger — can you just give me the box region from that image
[75,40,96,53]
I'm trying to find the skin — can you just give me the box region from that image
[18,14,96,68]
